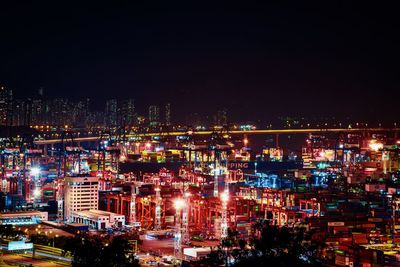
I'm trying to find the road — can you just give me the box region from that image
[140,236,175,256]
[33,127,400,145]
[1,243,71,267]
[1,251,70,267]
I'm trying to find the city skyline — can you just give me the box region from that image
[1,85,178,128]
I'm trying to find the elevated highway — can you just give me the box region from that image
[33,127,400,145]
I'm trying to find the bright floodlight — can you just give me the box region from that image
[174,199,185,210]
[368,140,383,152]
[33,188,41,198]
[145,142,151,149]
[30,167,40,176]
[243,138,249,145]
[220,191,229,203]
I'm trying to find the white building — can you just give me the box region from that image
[183,247,212,261]
[64,176,99,222]
[0,211,48,225]
[71,209,125,230]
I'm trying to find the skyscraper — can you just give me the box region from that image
[12,99,29,126]
[105,99,118,127]
[165,103,171,126]
[216,109,228,126]
[149,105,160,127]
[72,99,90,127]
[51,98,70,126]
[0,85,13,126]
[31,99,44,126]
[120,99,135,126]
[87,111,105,128]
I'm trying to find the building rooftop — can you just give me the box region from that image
[64,176,99,182]
[73,209,123,219]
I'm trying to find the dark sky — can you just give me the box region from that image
[0,2,399,123]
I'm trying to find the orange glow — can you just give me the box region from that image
[368,140,383,152]
[174,198,185,210]
[220,191,229,202]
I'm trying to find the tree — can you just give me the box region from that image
[101,235,139,267]
[197,220,323,267]
[0,225,25,240]
[63,234,140,267]
[29,234,51,246]
[64,235,103,267]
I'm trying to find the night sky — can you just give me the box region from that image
[1,2,399,123]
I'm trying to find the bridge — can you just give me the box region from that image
[32,127,400,145]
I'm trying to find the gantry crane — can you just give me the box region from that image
[209,131,232,197]
[129,182,140,225]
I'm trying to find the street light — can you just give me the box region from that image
[31,167,41,205]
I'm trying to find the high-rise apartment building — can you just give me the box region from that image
[215,109,228,126]
[165,103,171,126]
[12,99,30,126]
[64,176,99,222]
[51,98,70,126]
[31,99,44,126]
[149,105,160,127]
[72,99,90,127]
[0,85,13,126]
[120,99,135,126]
[105,99,118,127]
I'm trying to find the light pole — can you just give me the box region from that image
[174,198,185,262]
[53,234,59,247]
[31,167,41,206]
[220,155,230,240]
[220,190,229,239]
[154,177,162,230]
[182,191,191,245]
